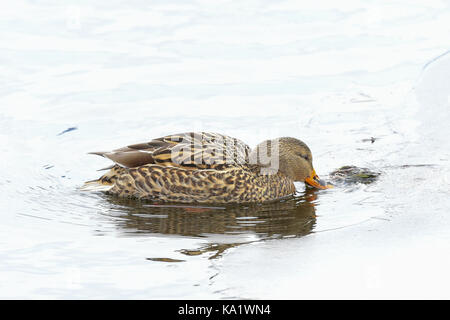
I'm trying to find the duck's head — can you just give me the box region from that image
[250,137,333,189]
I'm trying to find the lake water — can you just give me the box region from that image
[1,0,449,299]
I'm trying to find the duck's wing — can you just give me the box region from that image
[89,132,251,169]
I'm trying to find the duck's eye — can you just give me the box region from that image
[297,153,309,161]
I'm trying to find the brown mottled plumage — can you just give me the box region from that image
[82,132,331,204]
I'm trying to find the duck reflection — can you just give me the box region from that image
[100,188,319,259]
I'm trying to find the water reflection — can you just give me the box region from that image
[99,188,319,258]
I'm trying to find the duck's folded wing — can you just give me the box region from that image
[89,132,251,169]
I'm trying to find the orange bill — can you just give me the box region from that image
[305,170,333,189]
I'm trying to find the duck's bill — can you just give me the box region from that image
[305,170,333,189]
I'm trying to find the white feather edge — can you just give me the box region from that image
[79,181,114,192]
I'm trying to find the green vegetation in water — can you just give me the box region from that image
[329,166,381,185]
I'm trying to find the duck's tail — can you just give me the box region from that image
[80,165,124,192]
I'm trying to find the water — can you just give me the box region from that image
[1,0,450,299]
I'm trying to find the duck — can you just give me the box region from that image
[82,132,332,204]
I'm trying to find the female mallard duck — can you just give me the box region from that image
[83,132,332,203]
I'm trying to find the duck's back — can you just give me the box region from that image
[90,132,250,169]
